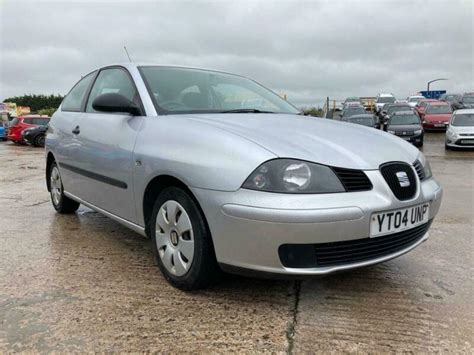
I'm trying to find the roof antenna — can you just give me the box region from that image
[124,46,132,62]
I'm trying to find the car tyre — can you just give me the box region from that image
[34,134,45,147]
[49,162,80,214]
[151,186,220,290]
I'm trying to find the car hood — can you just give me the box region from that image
[388,124,422,132]
[182,113,419,170]
[451,125,474,134]
[424,114,451,122]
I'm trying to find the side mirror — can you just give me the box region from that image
[92,93,140,115]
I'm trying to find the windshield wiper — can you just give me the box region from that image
[220,108,275,114]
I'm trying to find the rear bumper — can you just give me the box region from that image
[191,173,443,276]
[423,122,448,130]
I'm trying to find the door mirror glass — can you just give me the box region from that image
[92,93,140,115]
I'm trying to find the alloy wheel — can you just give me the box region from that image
[50,166,62,206]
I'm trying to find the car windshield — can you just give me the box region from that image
[463,96,474,103]
[377,96,395,104]
[390,114,420,125]
[388,106,411,114]
[343,107,366,117]
[452,114,474,126]
[348,117,373,126]
[138,66,300,114]
[426,105,452,114]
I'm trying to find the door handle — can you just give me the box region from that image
[72,126,80,135]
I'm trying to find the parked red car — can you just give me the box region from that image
[420,102,452,130]
[415,99,438,116]
[7,115,50,143]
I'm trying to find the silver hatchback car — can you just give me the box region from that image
[46,63,443,290]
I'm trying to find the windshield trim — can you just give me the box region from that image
[137,65,301,115]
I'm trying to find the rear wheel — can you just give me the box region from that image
[49,162,80,214]
[34,134,45,147]
[150,187,220,290]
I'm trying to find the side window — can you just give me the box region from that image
[61,72,96,112]
[86,68,138,113]
[23,118,33,124]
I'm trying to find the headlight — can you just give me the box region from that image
[417,153,432,179]
[242,159,345,193]
[414,129,422,135]
[388,130,395,134]
[447,129,456,137]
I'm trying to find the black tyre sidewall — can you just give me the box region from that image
[49,161,79,214]
[35,134,45,147]
[150,187,219,290]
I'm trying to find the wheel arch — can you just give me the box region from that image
[142,174,209,238]
[46,151,56,191]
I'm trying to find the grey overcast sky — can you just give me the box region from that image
[0,0,473,106]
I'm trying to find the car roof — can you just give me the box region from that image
[428,101,450,106]
[101,62,241,77]
[378,93,394,97]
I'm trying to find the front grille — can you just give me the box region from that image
[380,162,417,200]
[395,131,414,137]
[454,139,474,146]
[279,221,431,268]
[413,160,426,181]
[331,167,373,192]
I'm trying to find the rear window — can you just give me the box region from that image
[62,71,97,112]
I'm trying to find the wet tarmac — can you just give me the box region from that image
[0,133,472,353]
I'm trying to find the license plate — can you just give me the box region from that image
[434,124,445,127]
[461,139,474,144]
[370,203,430,238]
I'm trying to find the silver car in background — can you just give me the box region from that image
[46,63,443,290]
[445,109,474,149]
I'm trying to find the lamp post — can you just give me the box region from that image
[427,78,448,91]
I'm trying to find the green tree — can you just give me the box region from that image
[2,94,64,112]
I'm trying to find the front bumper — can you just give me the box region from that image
[191,171,443,275]
[393,133,423,145]
[423,122,448,130]
[446,137,474,148]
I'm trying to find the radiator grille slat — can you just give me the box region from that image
[331,167,373,192]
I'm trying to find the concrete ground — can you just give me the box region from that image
[0,133,472,353]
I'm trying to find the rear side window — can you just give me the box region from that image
[23,118,33,124]
[10,118,19,126]
[32,118,50,125]
[62,72,97,112]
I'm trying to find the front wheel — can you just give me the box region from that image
[151,187,220,290]
[49,162,80,214]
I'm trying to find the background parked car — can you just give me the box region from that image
[438,93,460,109]
[406,95,426,108]
[342,97,362,108]
[386,111,424,147]
[420,102,452,130]
[340,105,366,120]
[415,99,438,116]
[445,109,474,149]
[346,114,379,128]
[452,93,474,110]
[7,115,50,143]
[383,103,413,124]
[22,125,48,147]
[0,124,6,141]
[375,93,396,115]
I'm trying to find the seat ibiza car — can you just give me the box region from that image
[46,63,443,290]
